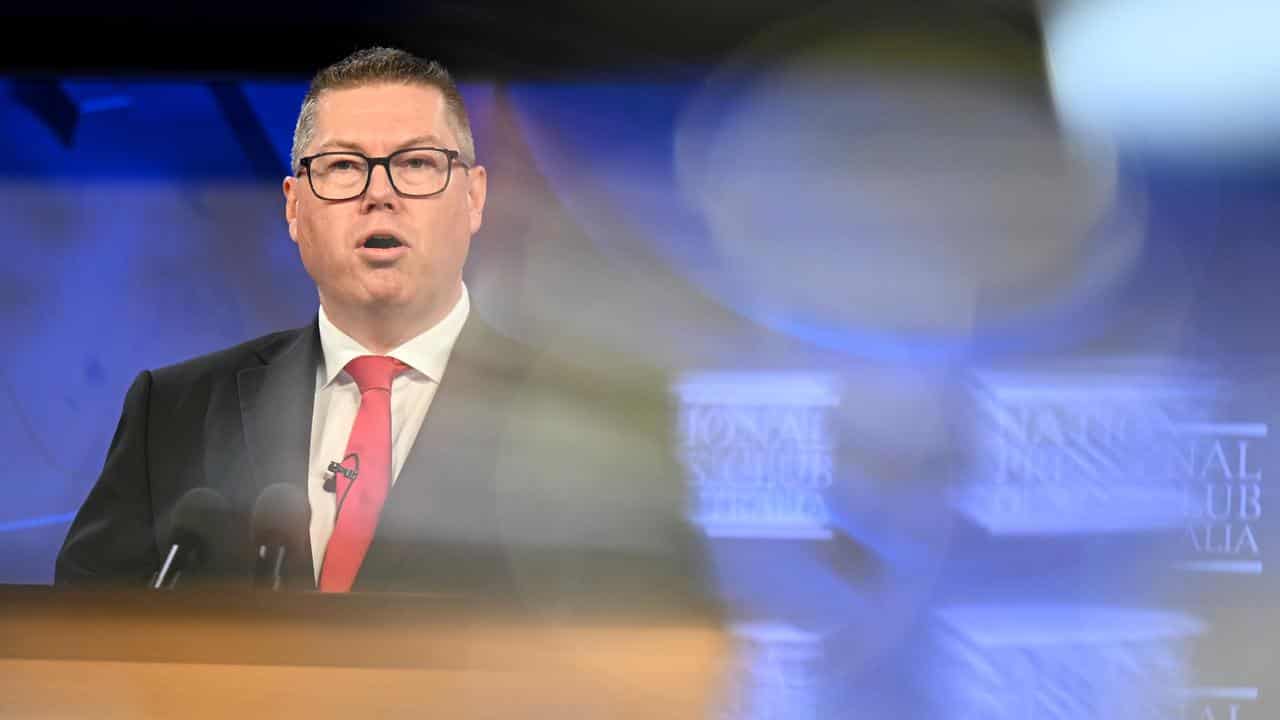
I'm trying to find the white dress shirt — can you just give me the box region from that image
[307,285,470,582]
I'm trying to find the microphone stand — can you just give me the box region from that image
[150,544,183,590]
[257,544,288,591]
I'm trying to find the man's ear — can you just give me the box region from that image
[283,175,300,244]
[466,165,487,235]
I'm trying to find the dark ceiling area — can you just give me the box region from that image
[1,1,1042,80]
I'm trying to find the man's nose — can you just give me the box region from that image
[363,162,397,206]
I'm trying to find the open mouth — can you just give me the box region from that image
[362,235,404,250]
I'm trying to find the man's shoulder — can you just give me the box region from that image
[148,322,315,386]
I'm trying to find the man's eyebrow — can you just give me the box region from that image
[396,135,447,149]
[313,139,366,152]
[312,135,449,153]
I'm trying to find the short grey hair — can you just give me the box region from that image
[290,47,476,172]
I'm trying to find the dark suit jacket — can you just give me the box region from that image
[55,315,712,612]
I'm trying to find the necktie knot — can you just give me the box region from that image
[344,355,406,393]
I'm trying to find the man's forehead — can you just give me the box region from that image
[311,83,456,147]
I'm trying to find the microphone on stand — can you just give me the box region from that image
[151,487,231,590]
[251,483,310,591]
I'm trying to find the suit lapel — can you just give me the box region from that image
[353,317,526,594]
[236,320,320,590]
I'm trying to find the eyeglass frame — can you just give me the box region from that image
[296,146,471,201]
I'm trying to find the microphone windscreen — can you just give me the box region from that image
[166,487,232,560]
[251,482,310,550]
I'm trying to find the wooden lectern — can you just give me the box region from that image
[0,585,729,718]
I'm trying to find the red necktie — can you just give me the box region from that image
[319,355,406,592]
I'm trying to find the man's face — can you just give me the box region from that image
[283,83,486,320]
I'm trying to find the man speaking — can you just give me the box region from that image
[55,47,705,605]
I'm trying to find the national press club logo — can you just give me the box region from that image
[952,367,1266,720]
[957,369,1264,575]
[674,372,839,540]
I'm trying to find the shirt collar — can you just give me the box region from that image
[317,283,471,388]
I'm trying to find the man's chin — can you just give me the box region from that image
[358,294,416,313]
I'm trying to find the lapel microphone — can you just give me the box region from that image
[323,455,360,493]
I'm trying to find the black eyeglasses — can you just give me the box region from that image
[297,147,469,201]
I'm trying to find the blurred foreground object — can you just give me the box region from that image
[672,6,1141,362]
[1045,0,1280,163]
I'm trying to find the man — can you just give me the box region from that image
[55,47,707,608]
